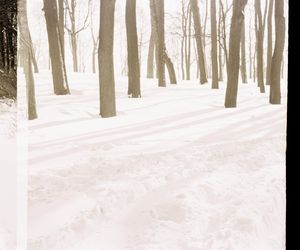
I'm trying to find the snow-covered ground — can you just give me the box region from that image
[0,99,17,250]
[20,71,286,250]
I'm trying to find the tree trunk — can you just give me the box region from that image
[266,0,274,85]
[218,2,223,82]
[224,0,248,108]
[249,17,252,79]
[181,0,187,80]
[190,0,207,84]
[220,0,229,75]
[255,0,265,93]
[203,0,209,78]
[164,50,177,84]
[43,0,70,95]
[28,33,39,73]
[269,0,285,104]
[99,0,116,117]
[147,31,155,78]
[58,0,64,58]
[19,0,37,120]
[240,20,247,83]
[211,0,219,88]
[181,34,185,80]
[71,33,78,72]
[126,0,141,97]
[155,0,166,87]
[186,5,192,80]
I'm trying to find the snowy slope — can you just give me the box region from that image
[20,71,286,250]
[0,99,17,250]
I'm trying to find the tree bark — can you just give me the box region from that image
[255,0,265,93]
[269,0,285,104]
[211,0,219,88]
[155,0,166,87]
[99,0,116,117]
[186,5,192,80]
[266,0,274,85]
[43,0,70,95]
[240,20,247,83]
[218,2,223,82]
[58,0,64,58]
[224,0,248,108]
[19,0,37,120]
[190,0,207,84]
[28,33,39,73]
[249,16,252,79]
[147,31,155,78]
[164,49,177,84]
[126,0,141,97]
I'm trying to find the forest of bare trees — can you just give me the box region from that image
[0,0,17,98]
[17,0,287,120]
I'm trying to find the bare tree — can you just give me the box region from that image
[248,13,253,79]
[186,4,192,80]
[19,0,37,119]
[150,0,177,85]
[269,0,285,104]
[217,1,223,81]
[181,1,192,80]
[43,0,70,95]
[224,0,248,108]
[190,0,207,84]
[240,19,247,83]
[99,0,116,117]
[64,0,91,72]
[91,28,99,74]
[202,0,209,78]
[254,0,265,93]
[126,0,141,97]
[147,0,156,78]
[219,0,231,75]
[90,2,99,74]
[154,0,166,87]
[211,0,219,88]
[266,0,274,85]
[58,0,64,57]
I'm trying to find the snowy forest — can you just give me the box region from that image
[20,0,287,119]
[0,0,17,98]
[0,0,288,249]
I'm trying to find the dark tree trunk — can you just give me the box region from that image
[99,0,116,117]
[43,0,70,95]
[126,0,141,97]
[190,0,207,84]
[211,0,219,89]
[224,0,248,108]
[266,0,274,85]
[269,0,285,104]
[58,0,65,59]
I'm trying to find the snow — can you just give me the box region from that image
[0,99,17,250]
[19,71,286,250]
